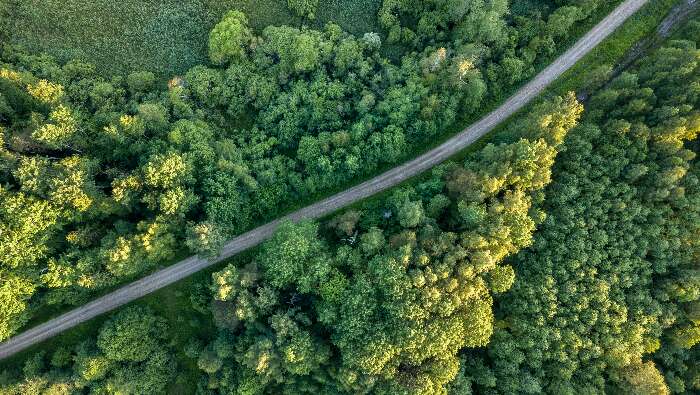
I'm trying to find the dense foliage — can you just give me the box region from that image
[2,3,699,394]
[187,17,700,395]
[456,23,700,394]
[0,0,614,342]
[188,95,581,393]
[0,307,177,394]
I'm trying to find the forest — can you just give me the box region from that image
[0,0,619,342]
[0,0,698,394]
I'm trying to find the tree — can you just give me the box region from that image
[74,352,111,382]
[185,222,225,258]
[328,209,361,236]
[32,105,78,149]
[618,362,670,395]
[0,188,61,269]
[0,275,36,341]
[288,0,318,19]
[257,220,328,290]
[397,199,424,228]
[208,10,252,65]
[97,306,168,362]
[261,26,323,74]
[546,6,582,38]
[142,152,192,189]
[197,348,223,374]
[26,80,64,104]
[127,71,156,94]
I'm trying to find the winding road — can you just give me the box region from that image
[0,0,650,360]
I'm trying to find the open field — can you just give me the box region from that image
[4,0,382,77]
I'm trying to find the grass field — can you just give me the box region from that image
[5,0,382,78]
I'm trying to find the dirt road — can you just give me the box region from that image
[0,0,650,360]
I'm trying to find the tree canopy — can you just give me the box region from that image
[191,94,582,393]
[458,30,700,395]
[0,0,616,343]
[0,307,176,394]
[2,6,699,395]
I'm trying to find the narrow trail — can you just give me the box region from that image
[0,0,651,360]
[624,0,698,63]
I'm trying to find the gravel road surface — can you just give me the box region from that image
[0,0,650,360]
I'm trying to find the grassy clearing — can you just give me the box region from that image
[5,0,383,78]
[313,0,384,35]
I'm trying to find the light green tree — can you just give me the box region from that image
[209,10,252,65]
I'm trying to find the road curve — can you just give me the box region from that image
[0,0,649,360]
